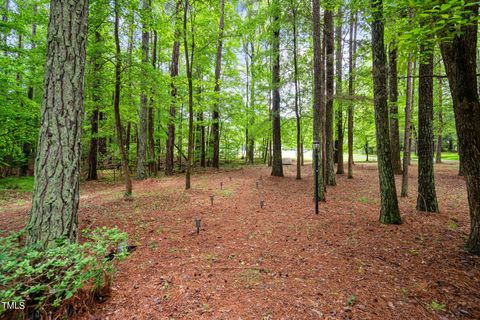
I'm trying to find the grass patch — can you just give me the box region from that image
[0,176,34,192]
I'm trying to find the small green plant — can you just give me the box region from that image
[347,295,356,306]
[447,220,458,230]
[0,227,128,318]
[428,300,447,312]
[358,196,369,204]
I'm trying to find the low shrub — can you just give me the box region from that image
[0,227,128,319]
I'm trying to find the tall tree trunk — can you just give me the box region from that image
[165,0,181,176]
[312,0,324,199]
[370,0,401,224]
[325,10,336,186]
[416,49,439,213]
[26,0,88,247]
[212,0,225,169]
[148,30,157,174]
[292,4,301,180]
[435,77,443,164]
[183,0,194,189]
[113,0,132,197]
[335,7,344,175]
[87,31,102,181]
[440,0,480,253]
[137,0,150,180]
[400,54,413,197]
[248,42,255,165]
[347,10,357,179]
[271,0,283,177]
[27,4,37,100]
[388,41,402,174]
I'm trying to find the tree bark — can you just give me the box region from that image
[335,7,344,175]
[435,77,443,164]
[87,31,102,181]
[370,0,401,224]
[440,0,480,253]
[347,10,357,179]
[325,10,336,186]
[165,0,181,176]
[26,0,88,247]
[388,41,402,174]
[148,30,157,174]
[212,0,225,169]
[292,3,301,180]
[137,0,150,180]
[400,55,413,197]
[416,49,439,213]
[312,0,324,199]
[113,0,132,197]
[270,0,283,177]
[183,0,194,189]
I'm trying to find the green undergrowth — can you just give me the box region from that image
[0,176,34,192]
[0,227,128,318]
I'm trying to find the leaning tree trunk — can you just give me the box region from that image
[416,49,439,213]
[26,0,88,247]
[165,0,181,176]
[388,41,402,174]
[211,0,225,169]
[335,7,344,175]
[270,0,283,177]
[400,55,413,197]
[312,0,324,199]
[440,0,480,253]
[370,0,401,224]
[325,10,336,186]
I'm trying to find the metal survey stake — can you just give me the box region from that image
[195,218,201,234]
[210,194,214,205]
[260,200,265,209]
[220,182,223,190]
[256,181,259,189]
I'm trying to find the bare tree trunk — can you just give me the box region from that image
[292,3,301,179]
[388,41,402,174]
[416,49,439,213]
[183,0,194,189]
[27,4,37,100]
[87,31,102,181]
[114,0,132,197]
[400,54,413,197]
[370,0,401,224]
[312,0,324,199]
[335,7,344,175]
[137,0,150,180]
[440,0,480,253]
[165,0,181,176]
[212,0,225,169]
[347,11,357,179]
[148,30,157,174]
[271,0,283,177]
[26,0,88,247]
[325,10,335,186]
[435,78,443,164]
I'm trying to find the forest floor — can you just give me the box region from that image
[1,162,479,319]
